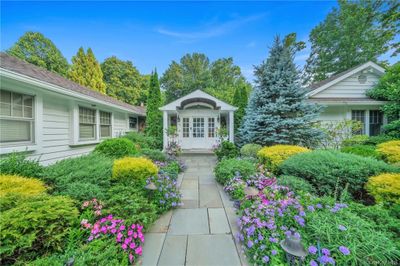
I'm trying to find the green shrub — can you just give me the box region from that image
[161,161,180,179]
[214,158,256,185]
[0,195,78,263]
[0,174,46,198]
[139,148,167,162]
[306,204,400,265]
[43,154,113,202]
[341,135,369,147]
[214,141,239,161]
[94,138,137,158]
[365,173,400,204]
[123,131,160,150]
[29,238,128,266]
[257,145,310,172]
[377,140,400,164]
[105,184,158,228]
[279,150,398,200]
[277,175,316,194]
[341,144,382,159]
[112,157,158,184]
[240,143,262,158]
[0,153,44,178]
[364,135,398,146]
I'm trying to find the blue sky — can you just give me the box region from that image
[2,1,339,82]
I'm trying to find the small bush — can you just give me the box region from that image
[105,184,158,228]
[139,148,167,162]
[214,158,256,185]
[341,135,369,147]
[240,143,262,158]
[363,135,397,146]
[160,161,180,179]
[0,153,44,178]
[0,174,46,198]
[280,150,398,200]
[123,131,160,150]
[377,140,400,164]
[341,145,382,159]
[365,173,400,204]
[94,138,137,158]
[43,153,113,202]
[0,195,78,263]
[257,145,310,172]
[277,175,316,194]
[112,157,158,184]
[214,141,239,161]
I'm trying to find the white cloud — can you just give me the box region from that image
[156,14,265,41]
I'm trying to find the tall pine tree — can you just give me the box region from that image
[239,37,322,146]
[232,85,248,133]
[68,47,106,94]
[145,70,163,147]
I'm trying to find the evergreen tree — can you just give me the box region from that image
[7,32,69,76]
[68,47,106,94]
[145,70,163,147]
[239,37,322,146]
[232,85,248,133]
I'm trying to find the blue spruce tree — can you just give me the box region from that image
[239,37,322,146]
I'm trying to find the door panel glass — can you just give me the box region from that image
[208,117,215,137]
[369,110,383,136]
[183,117,189,138]
[192,117,204,138]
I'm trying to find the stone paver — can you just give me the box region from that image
[208,208,230,234]
[158,235,187,266]
[142,154,246,265]
[186,234,241,266]
[168,208,209,235]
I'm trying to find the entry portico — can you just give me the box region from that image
[160,90,237,151]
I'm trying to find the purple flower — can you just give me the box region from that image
[308,246,317,255]
[260,245,266,250]
[319,255,331,264]
[322,248,330,256]
[271,250,278,256]
[307,205,315,212]
[316,203,323,209]
[269,237,278,243]
[262,255,270,263]
[258,234,264,241]
[299,211,306,217]
[247,240,253,248]
[294,232,301,239]
[310,260,318,266]
[339,246,350,255]
[338,225,347,231]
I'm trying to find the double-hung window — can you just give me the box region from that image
[369,110,383,136]
[79,107,96,140]
[351,110,365,134]
[0,90,34,144]
[100,111,112,138]
[129,116,137,130]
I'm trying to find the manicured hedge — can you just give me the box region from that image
[94,138,137,158]
[214,158,256,185]
[279,150,399,200]
[258,145,310,172]
[0,174,46,198]
[112,157,158,184]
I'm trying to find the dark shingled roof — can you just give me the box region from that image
[0,53,145,116]
[308,62,370,91]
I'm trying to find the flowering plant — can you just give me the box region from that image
[166,140,181,158]
[146,172,182,213]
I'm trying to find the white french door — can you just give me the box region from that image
[180,116,218,150]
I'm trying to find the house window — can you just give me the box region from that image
[369,110,383,136]
[182,117,189,138]
[351,110,365,134]
[0,90,34,144]
[79,107,96,140]
[208,117,215,138]
[129,116,137,129]
[100,111,111,138]
[192,117,204,138]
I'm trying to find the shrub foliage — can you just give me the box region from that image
[0,153,44,178]
[240,143,262,158]
[377,140,400,164]
[365,173,400,204]
[214,141,239,161]
[112,157,158,183]
[277,175,316,194]
[94,138,137,158]
[0,174,46,198]
[341,144,382,159]
[258,145,310,172]
[214,158,256,185]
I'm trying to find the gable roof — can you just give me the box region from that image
[306,61,385,97]
[0,53,145,116]
[160,89,237,111]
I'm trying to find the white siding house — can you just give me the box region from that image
[0,53,145,165]
[307,61,388,136]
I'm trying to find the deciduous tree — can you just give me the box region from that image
[7,32,69,76]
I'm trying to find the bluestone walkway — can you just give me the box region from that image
[141,154,249,266]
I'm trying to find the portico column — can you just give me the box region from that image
[229,111,234,143]
[163,111,168,150]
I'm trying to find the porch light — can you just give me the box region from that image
[280,235,307,265]
[244,186,259,197]
[145,182,157,190]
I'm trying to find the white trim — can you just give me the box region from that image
[0,68,142,115]
[307,62,385,97]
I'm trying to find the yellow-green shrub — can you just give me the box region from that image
[0,174,46,198]
[377,140,400,164]
[366,173,400,204]
[112,157,158,183]
[257,145,310,172]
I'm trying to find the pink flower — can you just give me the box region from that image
[119,225,126,231]
[135,246,142,255]
[133,232,138,239]
[121,243,127,250]
[124,238,131,245]
[82,201,89,207]
[130,242,136,249]
[111,228,117,234]
[128,230,133,236]
[95,210,101,216]
[131,224,136,229]
[129,253,134,263]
